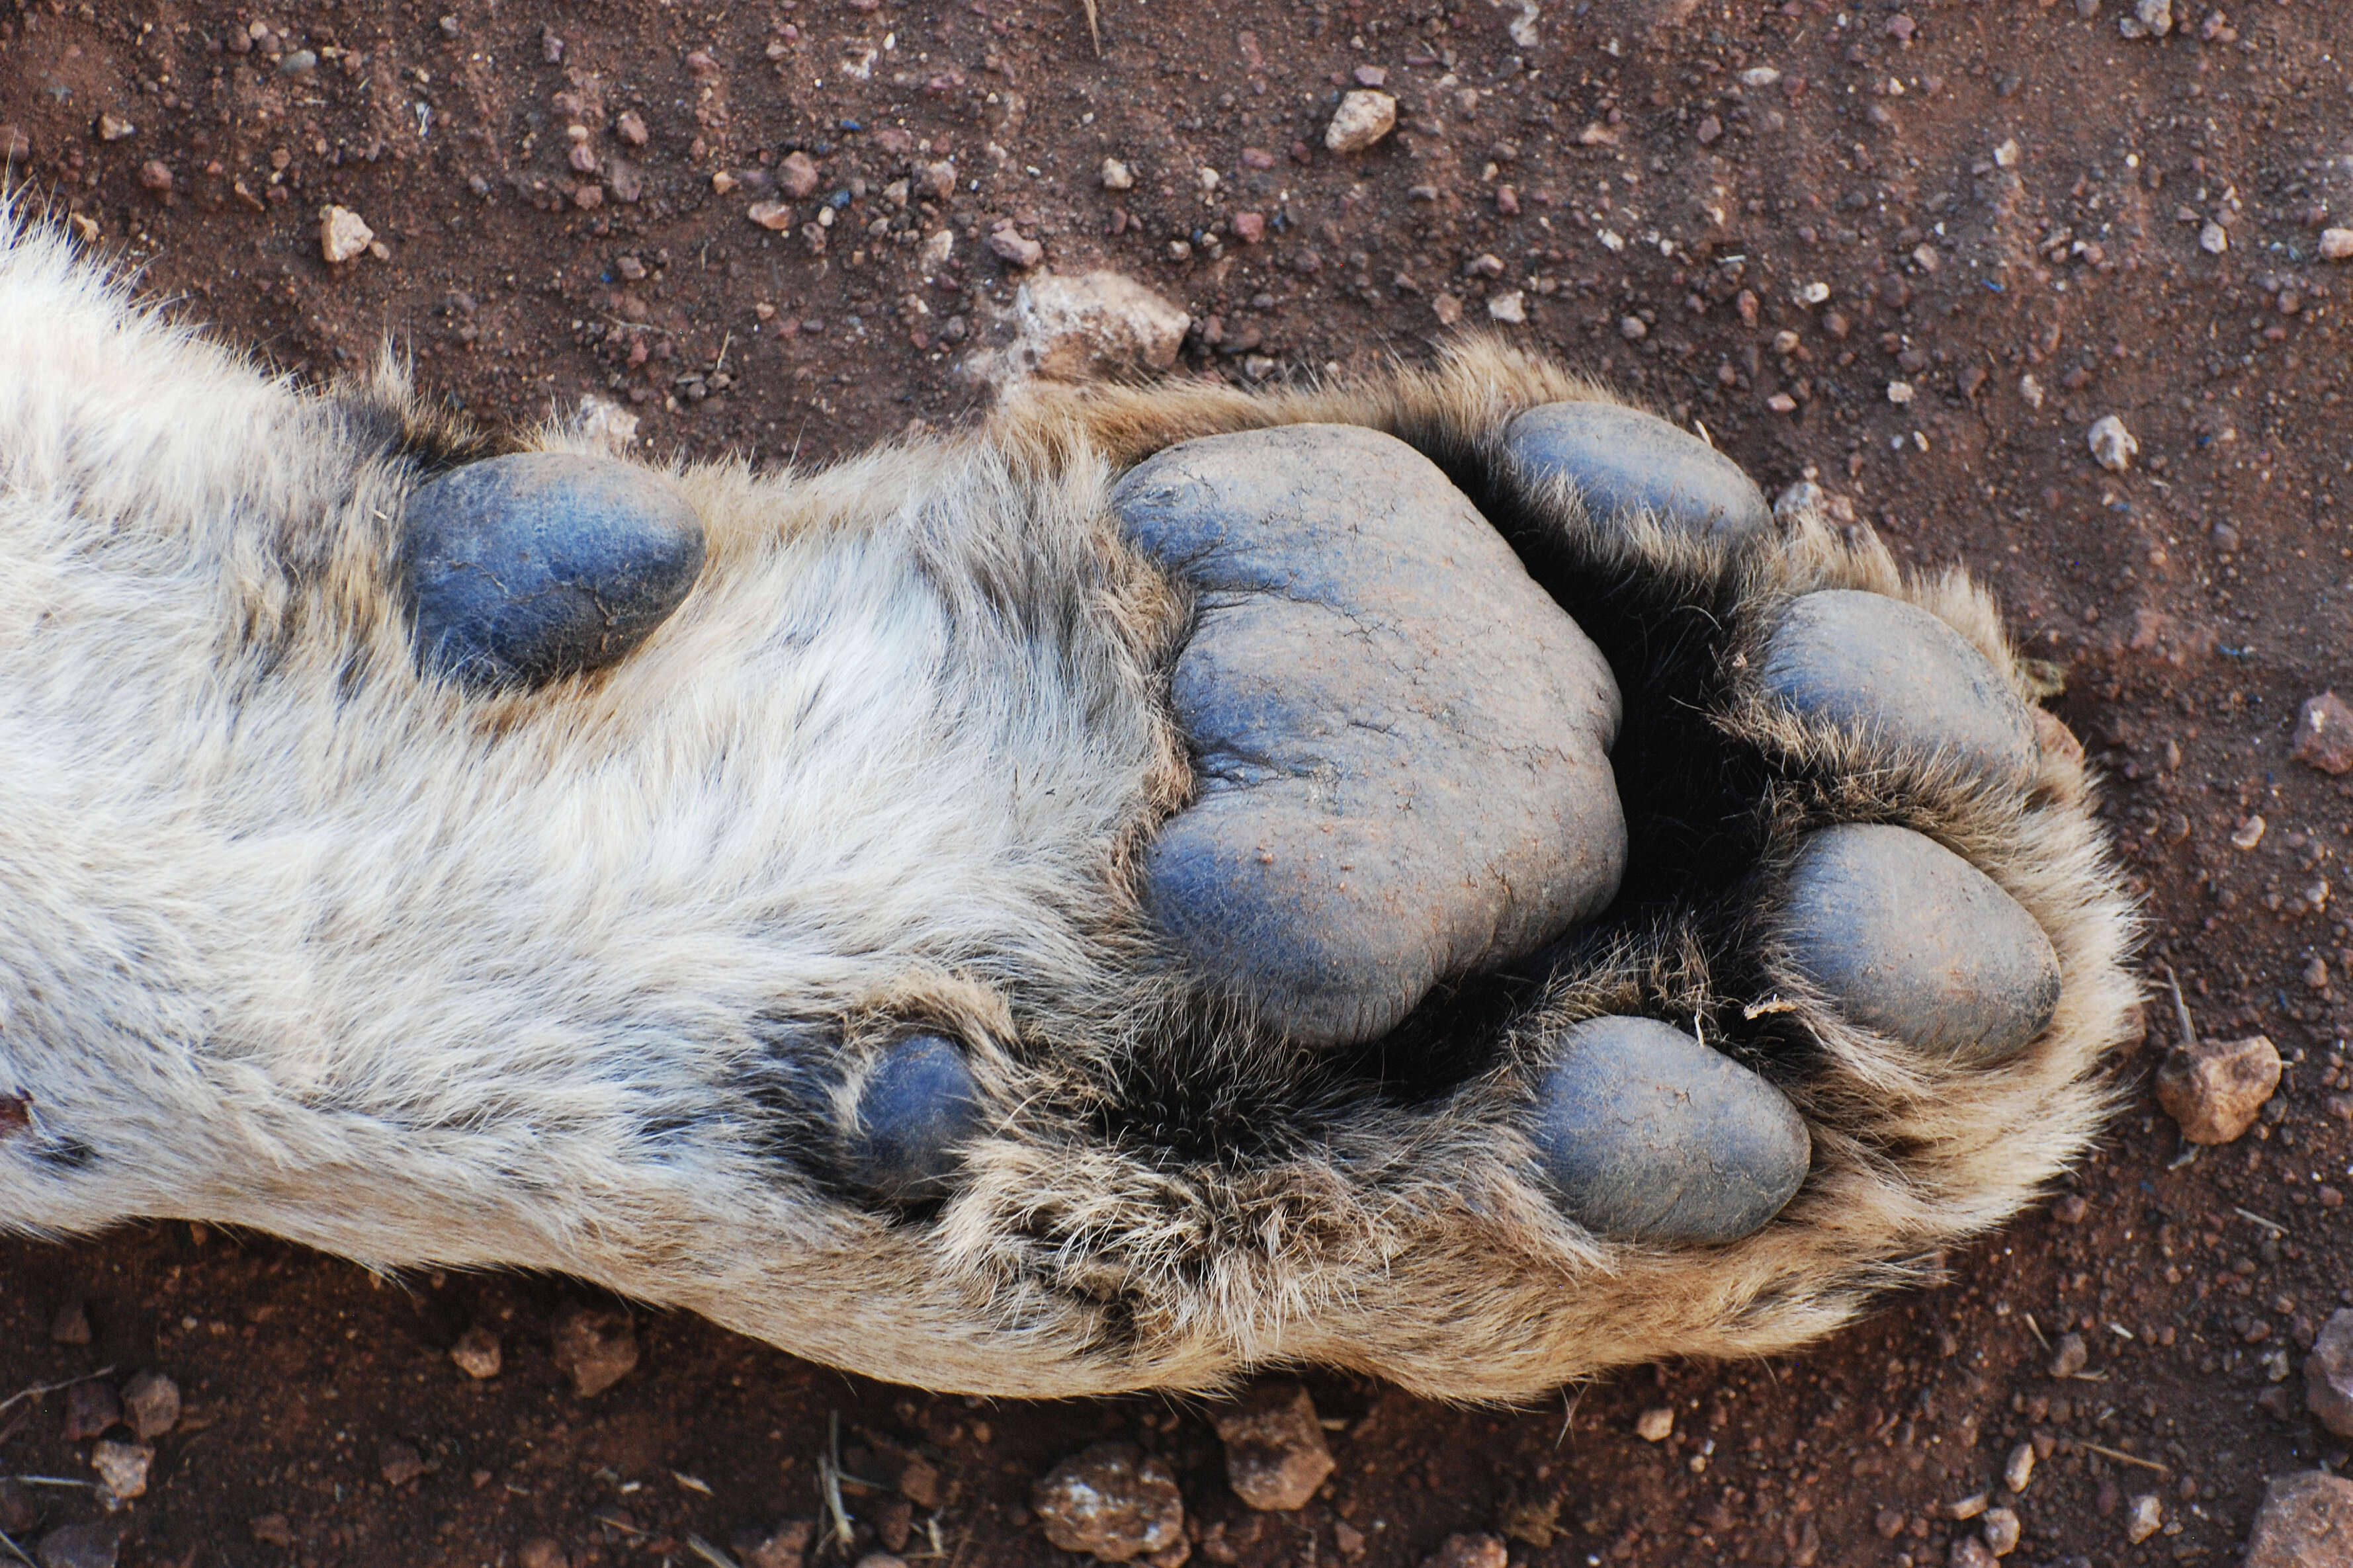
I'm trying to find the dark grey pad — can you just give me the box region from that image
[1528,1016,1809,1243]
[402,452,706,692]
[1114,425,1626,1048]
[1779,823,2061,1064]
[846,1034,982,1206]
[1503,401,1773,542]
[1758,591,2036,787]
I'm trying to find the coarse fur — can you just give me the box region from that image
[0,218,2138,1400]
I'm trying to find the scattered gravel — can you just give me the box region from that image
[1005,271,1189,382]
[548,1303,640,1398]
[1210,1382,1336,1511]
[1324,91,1398,153]
[2155,1032,2282,1145]
[1029,1444,1186,1563]
[2293,692,2353,775]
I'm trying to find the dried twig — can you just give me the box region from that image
[0,1526,34,1568]
[2161,966,2198,1050]
[686,1536,743,1568]
[0,1365,116,1417]
[819,1411,855,1552]
[2082,1440,2170,1474]
[2235,1206,2289,1237]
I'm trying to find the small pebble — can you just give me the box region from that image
[616,110,648,145]
[2125,1493,2163,1544]
[517,1540,569,1568]
[2051,1193,2088,1225]
[1981,1506,2020,1557]
[1231,211,1265,243]
[2293,692,2353,775]
[250,1514,294,1548]
[120,1371,179,1440]
[97,114,136,142]
[778,149,821,199]
[50,1300,91,1344]
[320,204,376,265]
[136,160,172,193]
[1486,290,1526,324]
[2004,1441,2035,1493]
[748,200,794,231]
[2200,221,2229,255]
[1634,1407,1674,1442]
[34,1521,121,1568]
[1324,91,1397,153]
[1947,1492,1988,1521]
[2307,1309,2353,1437]
[380,1438,426,1486]
[2322,229,2353,262]
[449,1325,502,1379]
[63,1380,121,1441]
[2086,414,2137,472]
[986,227,1045,268]
[1419,1536,1506,1568]
[744,1520,813,1568]
[89,1438,153,1503]
[1617,314,1647,341]
[1211,1383,1336,1511]
[2241,1471,2353,1568]
[1949,1538,1997,1568]
[1030,1444,1185,1563]
[2156,1032,2280,1144]
[550,1303,639,1397]
[1100,157,1134,190]
[277,48,318,76]
[2049,1331,2088,1378]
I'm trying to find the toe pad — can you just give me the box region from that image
[402,452,706,692]
[1759,590,2037,788]
[845,1035,982,1207]
[1779,823,2061,1064]
[1504,401,1773,542]
[1528,1016,1809,1244]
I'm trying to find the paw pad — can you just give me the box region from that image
[401,452,705,691]
[845,1034,982,1206]
[1527,1016,1811,1243]
[1503,401,1773,540]
[1777,823,2061,1065]
[1758,589,2036,786]
[1115,425,1625,1047]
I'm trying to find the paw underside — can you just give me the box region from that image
[0,241,2130,1401]
[360,355,2134,1397]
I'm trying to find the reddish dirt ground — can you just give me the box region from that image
[4,1,2353,1565]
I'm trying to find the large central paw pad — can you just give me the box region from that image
[1113,426,1626,1047]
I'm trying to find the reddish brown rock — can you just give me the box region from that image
[549,1303,640,1397]
[2155,1033,2281,1144]
[2306,1309,2353,1437]
[1031,1444,1185,1562]
[2242,1470,2353,1568]
[1211,1383,1336,1510]
[2293,692,2353,775]
[1419,1535,1506,1568]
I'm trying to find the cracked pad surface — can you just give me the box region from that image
[1114,425,1625,1047]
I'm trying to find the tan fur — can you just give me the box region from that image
[0,224,2135,1400]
